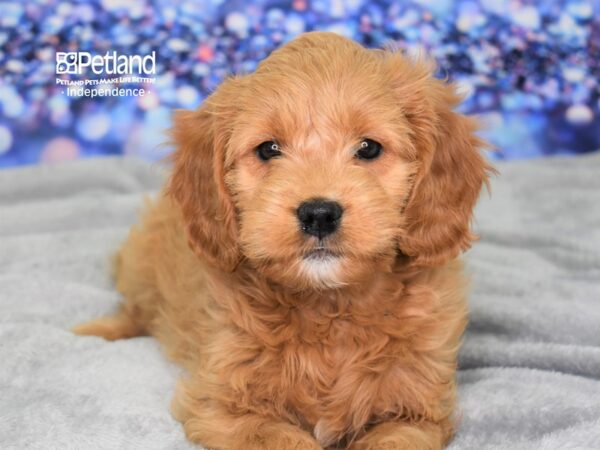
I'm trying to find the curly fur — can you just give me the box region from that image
[74,32,493,449]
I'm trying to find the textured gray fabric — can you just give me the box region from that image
[1,155,599,449]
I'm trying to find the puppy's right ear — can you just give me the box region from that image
[167,107,240,272]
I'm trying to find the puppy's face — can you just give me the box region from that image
[170,33,491,289]
[228,56,416,288]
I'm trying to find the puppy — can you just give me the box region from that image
[74,32,492,449]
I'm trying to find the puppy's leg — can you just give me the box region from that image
[172,380,322,450]
[349,419,452,450]
[72,248,156,341]
[186,412,322,450]
[72,310,146,341]
[74,206,165,341]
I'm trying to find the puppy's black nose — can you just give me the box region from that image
[297,199,343,239]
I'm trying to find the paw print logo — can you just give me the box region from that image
[56,52,78,74]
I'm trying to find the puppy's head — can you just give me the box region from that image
[169,32,492,289]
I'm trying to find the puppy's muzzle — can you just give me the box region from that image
[297,199,343,239]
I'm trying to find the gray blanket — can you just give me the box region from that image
[1,155,599,449]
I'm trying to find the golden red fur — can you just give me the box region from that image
[74,32,493,449]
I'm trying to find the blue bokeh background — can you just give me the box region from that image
[0,0,599,167]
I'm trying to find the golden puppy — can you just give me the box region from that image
[74,32,492,449]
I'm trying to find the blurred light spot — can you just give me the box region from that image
[57,2,73,16]
[29,87,46,101]
[563,66,586,83]
[456,11,486,32]
[392,9,419,29]
[226,12,249,37]
[193,63,210,77]
[567,2,593,19]
[197,44,214,62]
[293,0,307,11]
[0,125,13,154]
[176,86,200,108]
[331,0,346,18]
[266,8,285,28]
[0,2,24,27]
[168,38,190,53]
[0,86,25,118]
[145,106,171,127]
[101,0,145,18]
[479,0,505,15]
[413,0,453,16]
[76,4,95,22]
[285,14,305,35]
[48,94,70,124]
[42,15,65,34]
[138,90,159,110]
[41,137,80,163]
[36,46,53,62]
[77,112,111,141]
[163,6,177,22]
[325,23,354,38]
[456,78,475,99]
[6,59,25,73]
[511,6,540,29]
[566,104,593,125]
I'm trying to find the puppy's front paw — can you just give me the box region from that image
[231,422,322,450]
[350,421,445,450]
[313,417,344,448]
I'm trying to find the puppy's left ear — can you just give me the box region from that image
[168,104,240,272]
[388,56,494,267]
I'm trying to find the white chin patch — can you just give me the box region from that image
[300,255,343,288]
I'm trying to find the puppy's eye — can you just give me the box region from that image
[256,141,282,161]
[355,139,383,160]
